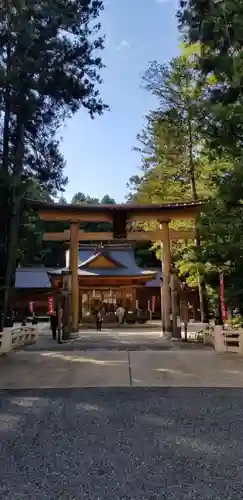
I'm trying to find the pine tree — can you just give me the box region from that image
[127,50,235,320]
[178,0,243,157]
[0,0,107,326]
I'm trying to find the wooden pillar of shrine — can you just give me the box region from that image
[161,221,171,334]
[171,272,180,338]
[69,222,79,332]
[57,295,62,343]
[159,239,165,332]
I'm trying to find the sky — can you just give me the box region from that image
[60,0,180,203]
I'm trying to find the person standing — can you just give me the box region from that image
[96,309,103,331]
[115,305,125,325]
[50,310,58,339]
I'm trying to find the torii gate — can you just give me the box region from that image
[31,200,200,335]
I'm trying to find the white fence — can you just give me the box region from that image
[0,326,38,356]
[203,326,215,347]
[203,325,243,354]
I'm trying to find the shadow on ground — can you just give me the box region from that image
[0,388,243,499]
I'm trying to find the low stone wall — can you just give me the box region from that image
[204,325,243,354]
[0,326,38,356]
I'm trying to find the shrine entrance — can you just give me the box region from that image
[81,288,134,319]
[31,201,200,337]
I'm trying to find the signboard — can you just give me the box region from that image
[147,300,151,312]
[29,301,34,314]
[48,296,53,315]
[151,296,156,313]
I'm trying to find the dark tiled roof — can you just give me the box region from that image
[79,249,125,269]
[15,248,161,286]
[15,268,52,289]
[145,269,162,287]
[51,268,156,278]
[50,245,157,279]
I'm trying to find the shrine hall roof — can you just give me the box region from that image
[15,267,52,289]
[50,245,157,279]
[15,246,160,287]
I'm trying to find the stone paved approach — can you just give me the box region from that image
[0,350,130,389]
[25,324,208,351]
[2,349,243,388]
[1,388,243,499]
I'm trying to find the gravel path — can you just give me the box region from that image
[1,388,243,499]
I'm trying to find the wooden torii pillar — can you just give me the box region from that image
[69,222,79,332]
[160,221,171,334]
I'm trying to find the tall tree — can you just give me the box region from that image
[128,51,203,203]
[71,192,100,205]
[127,51,234,320]
[178,0,243,158]
[0,0,107,325]
[177,0,243,316]
[100,194,116,204]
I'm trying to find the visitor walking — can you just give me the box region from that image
[50,310,58,339]
[115,305,125,325]
[96,309,103,331]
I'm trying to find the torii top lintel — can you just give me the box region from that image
[30,200,202,223]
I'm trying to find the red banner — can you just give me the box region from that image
[48,296,53,315]
[222,303,228,321]
[29,301,33,314]
[219,273,226,320]
[151,296,156,313]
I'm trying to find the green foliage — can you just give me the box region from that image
[134,243,161,268]
[176,0,243,310]
[100,194,116,205]
[18,190,117,267]
[1,0,107,192]
[0,0,107,322]
[227,316,243,329]
[71,193,100,205]
[178,0,243,158]
[127,40,243,313]
[128,51,206,205]
[70,192,114,233]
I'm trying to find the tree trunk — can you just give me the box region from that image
[4,117,25,325]
[0,39,13,330]
[0,188,9,330]
[0,90,11,330]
